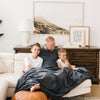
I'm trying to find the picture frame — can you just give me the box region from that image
[69,26,90,46]
[33,1,84,34]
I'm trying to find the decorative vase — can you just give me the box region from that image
[22,31,31,46]
[81,30,86,47]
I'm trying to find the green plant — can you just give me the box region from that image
[0,20,4,37]
[0,20,2,24]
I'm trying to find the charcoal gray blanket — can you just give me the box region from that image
[15,67,94,98]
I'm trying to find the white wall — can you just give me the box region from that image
[0,0,100,52]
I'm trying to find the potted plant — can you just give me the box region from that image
[0,20,4,37]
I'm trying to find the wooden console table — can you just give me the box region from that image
[14,46,100,84]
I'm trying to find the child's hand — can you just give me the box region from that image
[27,65,31,68]
[22,70,25,73]
[21,71,25,75]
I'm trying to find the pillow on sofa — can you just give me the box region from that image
[15,53,31,61]
[14,53,31,76]
[0,53,14,73]
[0,60,8,73]
[14,61,24,76]
[0,60,14,73]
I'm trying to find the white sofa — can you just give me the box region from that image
[0,53,92,100]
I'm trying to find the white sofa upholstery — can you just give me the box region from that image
[0,53,92,100]
[0,53,30,98]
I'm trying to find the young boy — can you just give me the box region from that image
[24,43,43,72]
[22,43,43,92]
[57,48,73,69]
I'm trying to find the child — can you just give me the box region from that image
[24,43,43,72]
[57,48,73,69]
[22,43,43,92]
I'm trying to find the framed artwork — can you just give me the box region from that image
[33,1,84,34]
[69,26,90,46]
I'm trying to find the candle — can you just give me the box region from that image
[81,30,86,47]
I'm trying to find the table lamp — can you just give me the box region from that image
[18,18,35,46]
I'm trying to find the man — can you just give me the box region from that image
[39,36,58,68]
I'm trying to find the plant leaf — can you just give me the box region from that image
[0,33,4,37]
[0,20,2,24]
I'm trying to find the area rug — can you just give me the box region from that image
[86,97,100,100]
[62,97,100,100]
[7,97,100,100]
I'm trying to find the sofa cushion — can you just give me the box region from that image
[0,73,19,88]
[63,87,91,97]
[0,53,14,73]
[76,79,91,88]
[63,79,91,97]
[14,53,31,76]
[14,61,24,76]
[15,53,31,61]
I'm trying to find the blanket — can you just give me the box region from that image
[15,67,94,98]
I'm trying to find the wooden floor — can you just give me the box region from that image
[86,84,100,97]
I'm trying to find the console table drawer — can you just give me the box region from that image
[85,67,96,77]
[70,60,97,67]
[69,52,97,60]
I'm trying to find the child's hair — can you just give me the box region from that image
[31,43,41,49]
[58,48,67,56]
[45,36,55,43]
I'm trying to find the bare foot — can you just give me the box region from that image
[30,84,40,92]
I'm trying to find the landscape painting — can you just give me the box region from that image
[33,1,84,34]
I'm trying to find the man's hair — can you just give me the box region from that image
[45,36,55,43]
[31,43,41,49]
[58,48,67,56]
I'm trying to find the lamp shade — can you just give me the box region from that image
[18,19,34,31]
